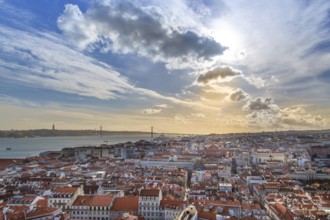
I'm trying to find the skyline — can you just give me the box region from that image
[1,0,330,134]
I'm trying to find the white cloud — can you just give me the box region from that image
[143,108,162,114]
[155,104,169,108]
[197,66,242,84]
[244,98,329,129]
[57,1,227,70]
[243,97,279,112]
[0,25,221,111]
[245,75,265,89]
[57,4,98,50]
[211,0,330,88]
[0,94,40,108]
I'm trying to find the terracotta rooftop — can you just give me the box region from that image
[140,189,160,197]
[111,196,139,212]
[160,199,185,209]
[26,207,59,218]
[90,195,113,207]
[242,202,261,210]
[8,205,29,212]
[36,197,48,208]
[270,203,295,220]
[72,195,93,206]
[0,159,23,171]
[6,212,25,220]
[198,210,216,220]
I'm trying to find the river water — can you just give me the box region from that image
[0,134,153,158]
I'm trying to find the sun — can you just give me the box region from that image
[209,19,246,63]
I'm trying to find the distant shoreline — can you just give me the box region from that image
[1,128,329,139]
[0,129,152,139]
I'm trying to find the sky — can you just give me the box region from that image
[0,0,330,134]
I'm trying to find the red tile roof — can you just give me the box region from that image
[160,199,186,209]
[90,195,113,207]
[198,211,216,220]
[72,195,93,206]
[270,203,295,220]
[6,212,25,220]
[9,205,29,212]
[26,207,59,218]
[140,189,160,197]
[111,196,139,212]
[36,197,48,208]
[0,159,23,171]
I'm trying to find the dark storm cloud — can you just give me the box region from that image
[57,1,227,65]
[243,97,276,111]
[197,66,241,84]
[229,89,247,102]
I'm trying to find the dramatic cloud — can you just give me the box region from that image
[245,101,329,129]
[0,25,219,111]
[278,106,327,127]
[243,97,278,111]
[197,66,242,84]
[0,25,130,100]
[2,0,330,133]
[246,110,280,129]
[143,108,162,114]
[228,89,247,102]
[247,110,328,129]
[57,2,227,69]
[281,106,306,116]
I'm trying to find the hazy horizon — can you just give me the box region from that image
[1,0,330,134]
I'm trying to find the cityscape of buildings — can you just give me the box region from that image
[0,130,330,220]
[1,1,330,220]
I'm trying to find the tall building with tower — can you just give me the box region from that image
[52,124,55,131]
